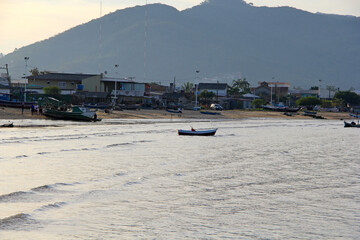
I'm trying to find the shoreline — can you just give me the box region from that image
[0,107,351,122]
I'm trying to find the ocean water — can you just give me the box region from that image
[0,118,359,239]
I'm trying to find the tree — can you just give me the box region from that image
[334,91,360,106]
[199,90,215,104]
[181,82,194,93]
[30,68,40,76]
[296,96,321,108]
[228,78,250,96]
[251,99,266,108]
[43,86,61,95]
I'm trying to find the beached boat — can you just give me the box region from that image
[344,113,360,128]
[344,121,360,128]
[200,111,221,115]
[178,128,217,136]
[0,100,35,108]
[166,109,182,114]
[1,122,13,127]
[263,104,300,112]
[43,106,99,122]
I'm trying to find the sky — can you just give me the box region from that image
[0,0,359,56]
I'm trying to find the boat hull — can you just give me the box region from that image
[344,121,360,128]
[200,111,221,115]
[43,109,96,121]
[178,129,217,136]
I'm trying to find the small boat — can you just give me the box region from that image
[166,109,181,114]
[43,106,99,122]
[1,122,14,127]
[344,121,360,128]
[344,113,359,127]
[263,104,300,112]
[200,111,221,115]
[178,128,217,136]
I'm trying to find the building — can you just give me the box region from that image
[252,81,290,103]
[26,72,103,94]
[0,82,10,101]
[198,83,228,97]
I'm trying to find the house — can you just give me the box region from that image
[197,83,228,97]
[26,72,103,94]
[220,93,259,110]
[0,83,10,101]
[102,77,149,97]
[252,81,290,103]
[288,89,318,99]
[101,77,151,105]
[162,92,186,109]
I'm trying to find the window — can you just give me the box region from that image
[58,82,66,88]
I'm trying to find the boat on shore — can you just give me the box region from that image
[200,111,221,115]
[178,128,217,136]
[344,113,359,128]
[43,106,99,122]
[262,104,300,112]
[1,122,14,127]
[344,121,360,128]
[0,100,35,108]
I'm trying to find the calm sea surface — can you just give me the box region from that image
[0,118,359,239]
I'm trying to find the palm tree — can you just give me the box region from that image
[181,82,194,93]
[228,78,250,96]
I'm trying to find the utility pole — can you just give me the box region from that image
[173,77,176,92]
[24,57,29,102]
[0,64,10,86]
[195,70,200,107]
[114,64,119,105]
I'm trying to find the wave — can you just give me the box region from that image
[0,182,78,203]
[0,191,34,202]
[124,181,142,186]
[37,152,51,155]
[106,143,132,148]
[0,213,36,230]
[31,184,54,192]
[36,202,67,211]
[114,172,127,177]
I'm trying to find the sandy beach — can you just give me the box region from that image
[0,106,351,122]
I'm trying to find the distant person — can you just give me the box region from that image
[31,104,35,115]
[21,102,25,115]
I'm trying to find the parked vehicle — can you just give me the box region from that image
[210,103,223,110]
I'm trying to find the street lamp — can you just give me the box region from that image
[24,57,29,102]
[113,64,119,104]
[318,79,322,99]
[195,70,200,107]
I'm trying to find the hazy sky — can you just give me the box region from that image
[0,0,359,55]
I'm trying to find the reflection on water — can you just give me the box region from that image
[0,119,359,239]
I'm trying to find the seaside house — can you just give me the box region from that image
[0,80,10,101]
[252,81,290,103]
[101,77,150,105]
[26,72,103,94]
[198,83,228,98]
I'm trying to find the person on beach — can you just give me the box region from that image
[21,102,25,115]
[31,104,35,115]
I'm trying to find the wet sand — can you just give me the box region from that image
[0,106,350,121]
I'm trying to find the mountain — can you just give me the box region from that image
[1,0,359,89]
